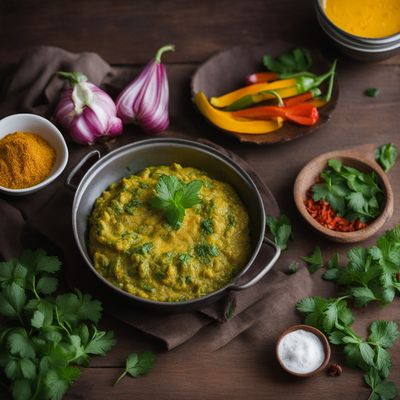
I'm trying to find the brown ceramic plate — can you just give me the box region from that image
[293,144,394,243]
[191,42,339,145]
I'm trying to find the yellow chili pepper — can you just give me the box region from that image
[194,92,283,134]
[307,99,328,108]
[210,79,298,108]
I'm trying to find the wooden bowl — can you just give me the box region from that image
[276,324,331,378]
[191,41,339,145]
[294,144,394,243]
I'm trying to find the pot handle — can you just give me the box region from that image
[229,237,281,291]
[65,150,101,191]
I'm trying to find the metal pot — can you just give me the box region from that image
[67,138,280,312]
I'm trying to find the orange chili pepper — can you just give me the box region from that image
[231,103,319,126]
[283,88,321,106]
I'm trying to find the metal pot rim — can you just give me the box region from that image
[71,138,272,308]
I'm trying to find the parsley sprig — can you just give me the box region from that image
[0,249,116,400]
[323,224,400,306]
[296,224,400,399]
[297,297,399,399]
[312,159,384,223]
[150,175,202,229]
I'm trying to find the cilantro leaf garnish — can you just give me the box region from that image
[301,246,323,273]
[114,351,155,386]
[195,244,220,263]
[266,214,292,250]
[150,175,202,229]
[312,159,384,223]
[201,218,214,235]
[375,143,398,172]
[263,48,312,75]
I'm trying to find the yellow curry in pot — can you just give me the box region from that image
[88,163,251,302]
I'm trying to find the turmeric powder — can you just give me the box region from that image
[0,132,56,189]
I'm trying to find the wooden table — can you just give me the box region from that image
[1,1,399,399]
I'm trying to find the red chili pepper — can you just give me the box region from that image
[245,72,279,85]
[285,105,319,126]
[231,103,319,126]
[283,88,321,106]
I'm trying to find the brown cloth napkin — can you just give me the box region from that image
[0,46,314,351]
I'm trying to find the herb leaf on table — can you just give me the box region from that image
[322,253,340,281]
[375,143,398,173]
[223,296,237,321]
[365,88,380,97]
[150,175,202,229]
[263,48,312,75]
[301,246,323,273]
[266,214,292,250]
[114,351,155,386]
[287,261,299,275]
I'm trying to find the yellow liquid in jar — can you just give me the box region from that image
[325,0,400,38]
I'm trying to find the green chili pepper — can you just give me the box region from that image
[226,62,337,111]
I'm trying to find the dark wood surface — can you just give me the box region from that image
[1,1,400,399]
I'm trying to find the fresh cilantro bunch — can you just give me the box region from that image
[266,214,292,250]
[375,143,398,173]
[323,224,400,306]
[297,296,399,399]
[150,175,202,229]
[263,48,312,75]
[312,159,384,223]
[0,249,116,400]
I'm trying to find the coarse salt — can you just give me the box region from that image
[278,329,325,374]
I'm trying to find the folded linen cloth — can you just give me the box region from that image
[0,46,314,351]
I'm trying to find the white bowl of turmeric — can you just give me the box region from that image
[0,113,69,195]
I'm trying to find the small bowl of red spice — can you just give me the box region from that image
[294,144,393,243]
[0,113,68,196]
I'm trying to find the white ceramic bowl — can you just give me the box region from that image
[0,113,69,195]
